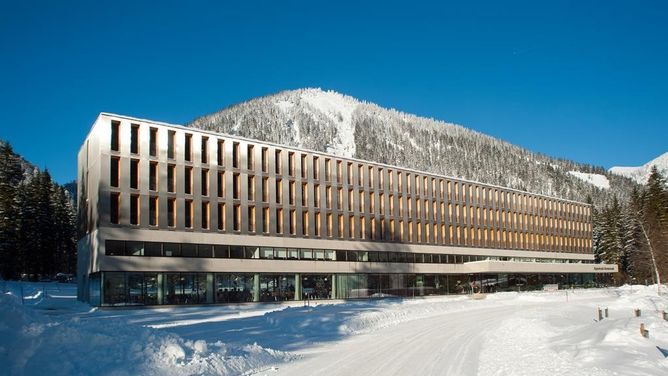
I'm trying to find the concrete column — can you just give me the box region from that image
[253,273,260,302]
[206,273,214,303]
[294,273,302,300]
[331,274,337,299]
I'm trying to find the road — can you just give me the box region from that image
[266,304,522,376]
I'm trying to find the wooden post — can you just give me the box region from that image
[597,307,603,321]
[634,308,641,317]
[661,310,666,321]
[640,323,649,338]
[604,308,609,318]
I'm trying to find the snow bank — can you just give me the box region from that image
[0,293,294,376]
[568,171,610,189]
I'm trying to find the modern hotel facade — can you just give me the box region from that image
[77,113,616,306]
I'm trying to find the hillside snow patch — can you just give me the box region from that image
[568,171,610,189]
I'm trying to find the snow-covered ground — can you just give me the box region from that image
[568,171,611,190]
[2,281,667,376]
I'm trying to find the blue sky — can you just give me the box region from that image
[1,1,666,183]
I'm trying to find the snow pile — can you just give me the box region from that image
[0,293,294,376]
[609,152,668,185]
[568,171,611,189]
[479,285,668,376]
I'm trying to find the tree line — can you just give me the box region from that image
[593,166,668,284]
[0,142,76,280]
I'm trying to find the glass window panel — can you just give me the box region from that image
[163,243,181,257]
[197,244,213,258]
[181,244,197,257]
[214,245,229,258]
[144,242,162,257]
[126,241,144,256]
[105,240,125,256]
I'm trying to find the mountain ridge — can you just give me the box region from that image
[188,88,639,207]
[609,152,668,185]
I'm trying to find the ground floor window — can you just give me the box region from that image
[96,272,602,306]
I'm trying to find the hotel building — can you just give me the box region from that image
[77,113,616,306]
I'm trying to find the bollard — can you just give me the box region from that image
[634,308,641,317]
[604,308,609,318]
[597,307,603,321]
[661,310,667,321]
[640,323,649,338]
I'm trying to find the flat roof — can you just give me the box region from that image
[96,112,592,207]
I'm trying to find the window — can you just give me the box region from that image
[130,159,139,189]
[217,171,225,197]
[325,158,331,181]
[233,204,241,231]
[301,183,308,206]
[111,120,120,151]
[168,131,175,159]
[149,162,158,191]
[369,166,374,187]
[168,198,176,227]
[217,140,224,166]
[275,178,282,204]
[338,214,344,238]
[149,197,158,226]
[262,177,269,202]
[348,189,354,211]
[289,181,295,205]
[248,175,255,201]
[149,127,158,157]
[359,191,364,212]
[314,184,321,208]
[326,186,332,209]
[248,206,256,232]
[337,187,343,209]
[262,207,269,233]
[110,193,120,224]
[347,162,353,184]
[301,154,307,178]
[201,169,209,196]
[201,137,208,164]
[185,200,193,228]
[360,216,366,239]
[233,173,240,199]
[370,192,375,213]
[349,216,355,238]
[232,142,240,168]
[275,150,282,174]
[185,134,192,162]
[130,194,140,225]
[185,167,193,194]
[276,208,284,234]
[288,152,295,176]
[302,211,309,236]
[398,172,403,192]
[110,157,120,187]
[336,161,342,183]
[358,165,363,186]
[217,203,225,230]
[326,213,332,237]
[289,210,296,235]
[247,145,254,170]
[261,147,268,172]
[130,124,139,154]
[315,212,321,236]
[313,156,320,180]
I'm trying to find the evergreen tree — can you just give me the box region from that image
[0,143,24,279]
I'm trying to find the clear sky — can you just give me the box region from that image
[1,1,666,183]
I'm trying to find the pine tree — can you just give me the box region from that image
[0,143,24,279]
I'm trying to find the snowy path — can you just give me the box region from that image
[271,305,519,376]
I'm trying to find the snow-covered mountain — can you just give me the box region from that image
[188,88,638,207]
[609,152,668,185]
